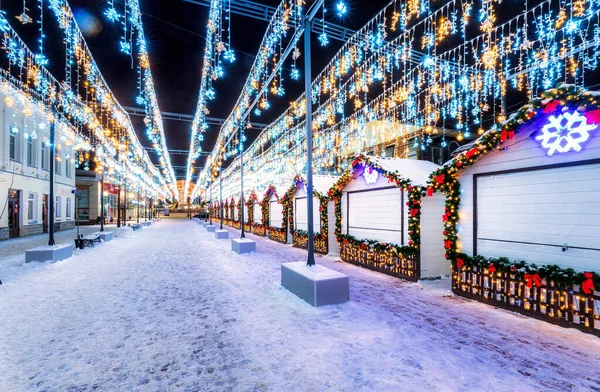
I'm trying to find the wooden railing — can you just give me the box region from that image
[453,266,600,336]
[267,227,287,244]
[292,232,328,254]
[252,224,266,237]
[340,241,419,281]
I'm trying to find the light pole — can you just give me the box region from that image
[239,126,246,239]
[209,182,212,225]
[304,16,315,266]
[48,105,56,246]
[137,186,140,224]
[100,167,105,232]
[219,167,223,230]
[117,179,121,228]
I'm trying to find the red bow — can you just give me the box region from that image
[542,100,560,113]
[488,263,496,274]
[524,273,542,288]
[581,272,595,294]
[442,213,449,222]
[435,174,445,184]
[427,187,434,197]
[456,258,464,269]
[444,240,453,249]
[584,109,600,125]
[465,147,478,159]
[410,208,419,217]
[500,129,515,142]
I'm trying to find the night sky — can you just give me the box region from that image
[3,0,385,179]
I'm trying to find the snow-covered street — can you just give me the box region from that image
[0,219,599,391]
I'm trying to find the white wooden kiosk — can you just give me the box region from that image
[266,184,291,244]
[231,191,257,254]
[433,86,600,335]
[333,155,448,281]
[286,175,339,255]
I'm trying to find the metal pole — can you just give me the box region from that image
[304,19,315,266]
[117,179,121,228]
[137,186,140,223]
[219,167,223,230]
[239,126,245,239]
[209,182,212,225]
[100,168,105,232]
[48,106,56,246]
[123,179,127,225]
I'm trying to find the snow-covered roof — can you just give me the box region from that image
[365,156,441,186]
[302,175,339,196]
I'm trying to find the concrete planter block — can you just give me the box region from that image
[215,229,229,239]
[92,231,113,242]
[26,244,73,263]
[142,221,152,227]
[206,225,216,233]
[281,262,349,307]
[115,227,132,237]
[231,238,256,254]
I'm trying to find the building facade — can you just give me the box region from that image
[0,90,76,240]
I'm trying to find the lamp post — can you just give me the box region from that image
[48,105,56,246]
[219,167,223,230]
[123,178,127,225]
[117,179,121,228]
[239,126,246,239]
[100,167,105,232]
[304,17,315,266]
[209,182,212,225]
[137,186,140,224]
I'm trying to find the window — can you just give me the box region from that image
[384,145,395,158]
[27,192,37,223]
[9,125,19,162]
[65,157,72,178]
[66,197,72,218]
[41,142,49,170]
[55,196,62,218]
[27,137,36,167]
[54,150,61,175]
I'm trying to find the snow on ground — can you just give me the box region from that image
[0,224,113,282]
[0,219,599,391]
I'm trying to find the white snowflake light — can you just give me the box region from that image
[363,166,379,184]
[535,111,597,156]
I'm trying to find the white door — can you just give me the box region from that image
[270,200,284,228]
[347,187,404,244]
[294,197,321,232]
[476,163,600,272]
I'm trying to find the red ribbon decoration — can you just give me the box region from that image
[488,263,496,274]
[500,129,515,142]
[524,273,542,288]
[584,109,600,125]
[435,174,445,184]
[542,99,560,113]
[410,208,419,217]
[427,187,434,197]
[442,213,448,222]
[456,258,465,269]
[444,240,453,249]
[465,147,478,159]
[581,272,595,294]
